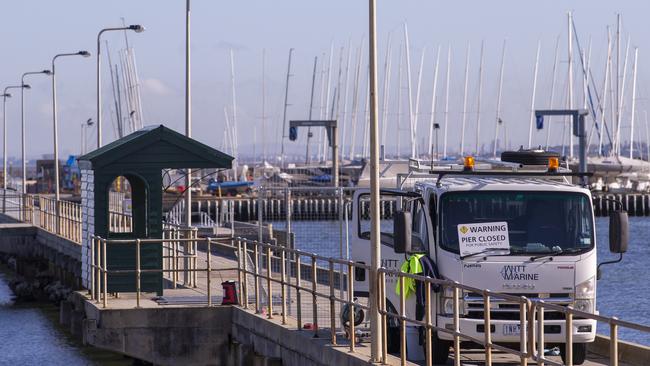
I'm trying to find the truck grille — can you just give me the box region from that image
[464,292,573,320]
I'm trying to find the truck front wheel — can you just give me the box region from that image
[559,343,587,365]
[427,332,451,365]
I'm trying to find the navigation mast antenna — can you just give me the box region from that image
[428,46,441,158]
[279,48,294,168]
[527,41,541,149]
[493,39,506,158]
[475,40,485,155]
[460,42,470,156]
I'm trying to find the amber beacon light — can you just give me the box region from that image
[548,157,559,172]
[463,156,475,171]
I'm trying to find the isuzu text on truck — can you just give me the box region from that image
[350,150,628,364]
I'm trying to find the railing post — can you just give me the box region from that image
[425,281,432,366]
[207,238,212,307]
[254,241,260,313]
[348,263,355,353]
[281,249,287,325]
[193,227,198,287]
[136,239,141,308]
[520,298,529,366]
[90,235,95,299]
[565,306,573,366]
[453,285,461,366]
[296,254,302,330]
[102,238,107,308]
[329,260,336,345]
[266,246,273,319]
[483,290,492,366]
[242,240,249,309]
[537,302,545,366]
[380,270,387,362]
[311,255,318,338]
[610,318,619,366]
[95,237,101,303]
[399,275,406,366]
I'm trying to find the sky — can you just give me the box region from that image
[1,1,649,163]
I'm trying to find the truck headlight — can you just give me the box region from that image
[573,299,594,313]
[575,277,595,299]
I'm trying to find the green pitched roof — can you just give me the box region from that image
[78,125,233,170]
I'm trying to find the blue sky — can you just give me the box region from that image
[1,1,648,160]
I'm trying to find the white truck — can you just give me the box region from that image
[350,151,628,365]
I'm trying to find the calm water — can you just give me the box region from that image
[284,217,650,346]
[0,273,129,365]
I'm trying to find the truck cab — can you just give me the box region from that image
[350,154,628,364]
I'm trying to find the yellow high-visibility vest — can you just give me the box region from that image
[395,253,425,299]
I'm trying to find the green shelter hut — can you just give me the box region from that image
[78,125,233,294]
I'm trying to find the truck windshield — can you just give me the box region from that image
[439,191,594,255]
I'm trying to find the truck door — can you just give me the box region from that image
[350,190,404,296]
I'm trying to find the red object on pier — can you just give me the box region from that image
[221,280,238,305]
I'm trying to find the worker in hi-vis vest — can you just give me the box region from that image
[396,242,441,347]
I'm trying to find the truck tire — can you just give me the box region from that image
[559,343,587,365]
[430,333,452,365]
[500,149,560,166]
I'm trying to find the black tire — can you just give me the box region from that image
[559,343,587,365]
[500,149,560,166]
[430,332,452,365]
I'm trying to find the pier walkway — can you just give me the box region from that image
[0,189,649,365]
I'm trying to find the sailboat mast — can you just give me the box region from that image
[413,48,426,158]
[629,47,639,159]
[475,40,485,155]
[306,56,318,164]
[545,36,560,150]
[598,28,612,157]
[262,49,266,163]
[279,48,294,167]
[403,23,416,158]
[568,11,575,157]
[443,44,451,158]
[396,45,403,158]
[461,42,470,156]
[341,41,352,161]
[493,40,506,158]
[428,46,441,157]
[616,37,631,156]
[229,49,239,175]
[528,41,541,149]
[381,35,393,149]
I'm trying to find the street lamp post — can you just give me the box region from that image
[22,70,52,196]
[52,51,90,233]
[96,24,144,149]
[2,85,29,213]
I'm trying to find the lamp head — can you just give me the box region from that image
[78,51,91,58]
[22,84,31,89]
[129,24,145,33]
[86,118,94,126]
[42,70,53,75]
[2,93,11,98]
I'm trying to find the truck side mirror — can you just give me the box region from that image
[393,211,412,254]
[609,211,629,254]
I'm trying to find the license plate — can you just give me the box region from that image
[503,324,521,336]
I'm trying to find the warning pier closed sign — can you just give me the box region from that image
[457,222,510,257]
